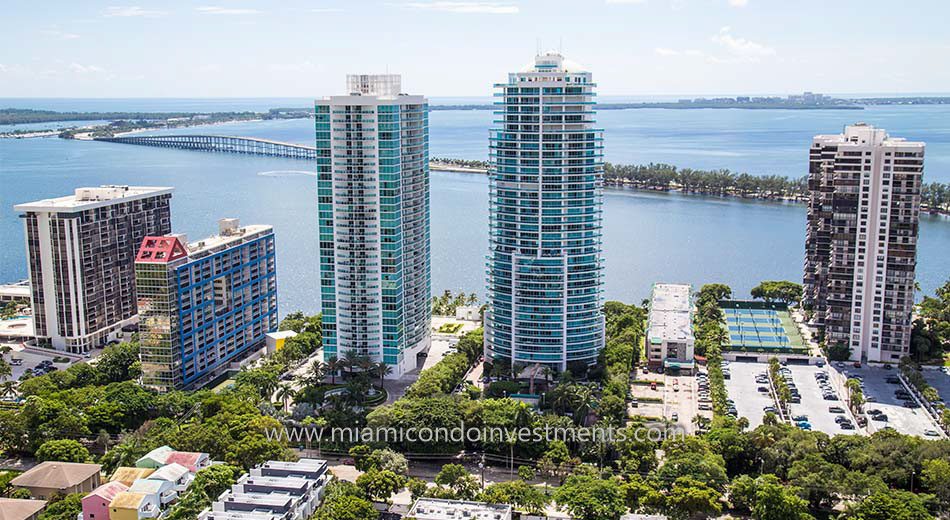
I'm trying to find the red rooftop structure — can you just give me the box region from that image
[136,236,188,263]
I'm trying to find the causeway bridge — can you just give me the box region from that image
[95,134,318,160]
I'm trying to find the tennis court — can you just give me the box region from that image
[720,301,806,352]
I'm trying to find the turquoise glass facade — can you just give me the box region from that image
[485,54,605,370]
[315,93,430,374]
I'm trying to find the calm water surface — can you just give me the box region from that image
[2,106,948,315]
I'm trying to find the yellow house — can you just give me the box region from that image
[109,492,160,520]
[109,467,155,487]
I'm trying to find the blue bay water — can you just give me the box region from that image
[1,103,948,316]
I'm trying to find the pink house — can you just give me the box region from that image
[81,481,128,520]
[163,452,210,473]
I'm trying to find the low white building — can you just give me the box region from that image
[646,284,695,374]
[454,306,481,322]
[408,498,512,520]
[198,459,329,520]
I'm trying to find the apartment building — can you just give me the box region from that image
[14,185,173,352]
[803,124,924,362]
[135,219,278,391]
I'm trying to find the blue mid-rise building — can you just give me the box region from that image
[485,53,605,371]
[136,218,278,392]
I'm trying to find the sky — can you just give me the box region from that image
[1,0,949,98]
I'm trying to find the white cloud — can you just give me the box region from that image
[196,6,262,15]
[0,64,7,74]
[103,6,168,17]
[711,26,775,59]
[728,0,748,6]
[606,0,647,4]
[402,2,519,14]
[69,63,105,74]
[41,29,81,40]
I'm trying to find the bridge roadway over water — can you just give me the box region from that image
[96,134,318,160]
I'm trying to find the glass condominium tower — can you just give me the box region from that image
[315,74,431,376]
[485,53,605,371]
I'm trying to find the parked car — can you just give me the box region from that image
[763,406,777,413]
[829,406,846,414]
[867,409,882,416]
[872,414,888,422]
[796,422,812,430]
[758,386,769,393]
[698,403,712,411]
[671,412,678,421]
[816,360,825,367]
[835,415,850,424]
[924,429,939,437]
[840,422,856,430]
[792,415,808,422]
[903,401,921,408]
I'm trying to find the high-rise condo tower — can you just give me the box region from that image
[14,186,173,353]
[315,74,431,376]
[484,53,605,371]
[803,123,923,363]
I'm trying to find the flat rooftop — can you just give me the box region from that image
[409,498,512,520]
[648,283,693,343]
[187,223,272,259]
[14,185,173,213]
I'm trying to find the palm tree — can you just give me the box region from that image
[374,362,393,391]
[0,359,11,382]
[323,357,340,385]
[305,360,324,387]
[275,384,295,413]
[466,293,479,306]
[572,385,597,426]
[0,381,16,399]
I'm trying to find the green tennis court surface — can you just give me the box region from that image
[720,301,806,352]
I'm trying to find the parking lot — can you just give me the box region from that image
[923,368,950,403]
[630,370,711,433]
[837,364,944,439]
[786,364,860,436]
[723,361,775,428]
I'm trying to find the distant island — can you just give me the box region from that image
[0,107,311,138]
[431,93,950,111]
[431,157,950,216]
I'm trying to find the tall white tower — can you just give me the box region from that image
[315,75,431,376]
[804,124,924,362]
[484,53,605,371]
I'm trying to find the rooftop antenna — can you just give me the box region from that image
[536,38,541,56]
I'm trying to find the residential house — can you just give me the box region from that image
[128,478,178,507]
[0,498,47,520]
[109,491,160,520]
[81,481,128,520]
[10,462,101,500]
[146,463,193,492]
[110,467,155,487]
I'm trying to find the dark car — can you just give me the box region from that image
[758,386,769,393]
[872,414,888,422]
[829,406,846,413]
[886,377,901,384]
[903,400,920,408]
[840,422,856,430]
